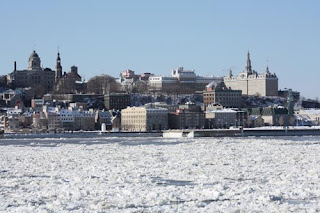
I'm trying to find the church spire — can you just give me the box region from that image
[55,51,62,80]
[246,51,252,73]
[266,65,270,74]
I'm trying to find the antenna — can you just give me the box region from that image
[57,45,60,53]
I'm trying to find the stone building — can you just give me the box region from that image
[148,67,222,94]
[7,51,55,94]
[203,82,242,110]
[121,104,168,132]
[223,52,278,96]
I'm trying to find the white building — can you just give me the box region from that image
[121,104,168,132]
[60,109,75,130]
[223,52,278,96]
[149,67,222,93]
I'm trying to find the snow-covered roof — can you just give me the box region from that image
[207,109,238,113]
[295,114,311,121]
[301,109,320,115]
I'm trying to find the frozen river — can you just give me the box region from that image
[1,136,320,212]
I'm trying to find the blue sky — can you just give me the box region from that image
[0,0,319,99]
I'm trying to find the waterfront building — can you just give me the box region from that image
[245,107,295,126]
[60,109,74,130]
[73,109,95,131]
[95,110,112,130]
[43,106,61,130]
[121,104,168,132]
[169,103,205,129]
[223,52,278,96]
[205,109,245,128]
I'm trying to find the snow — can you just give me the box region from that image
[1,136,320,212]
[301,109,320,115]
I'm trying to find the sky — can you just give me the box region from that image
[0,0,319,99]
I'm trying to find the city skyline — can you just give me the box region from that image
[0,0,319,99]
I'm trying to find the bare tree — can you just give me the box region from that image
[32,84,46,98]
[87,74,119,94]
[0,75,7,88]
[132,80,148,94]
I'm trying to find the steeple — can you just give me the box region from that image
[266,65,270,74]
[55,52,62,80]
[245,51,252,73]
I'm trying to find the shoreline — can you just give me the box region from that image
[2,127,320,138]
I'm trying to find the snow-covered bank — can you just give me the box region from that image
[1,137,320,212]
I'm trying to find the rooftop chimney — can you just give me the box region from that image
[14,61,16,71]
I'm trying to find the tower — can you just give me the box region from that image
[55,52,62,80]
[245,51,252,73]
[28,50,42,71]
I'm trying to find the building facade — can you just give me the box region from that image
[169,103,205,129]
[223,52,278,96]
[205,109,245,128]
[148,67,222,94]
[203,82,242,110]
[121,105,168,132]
